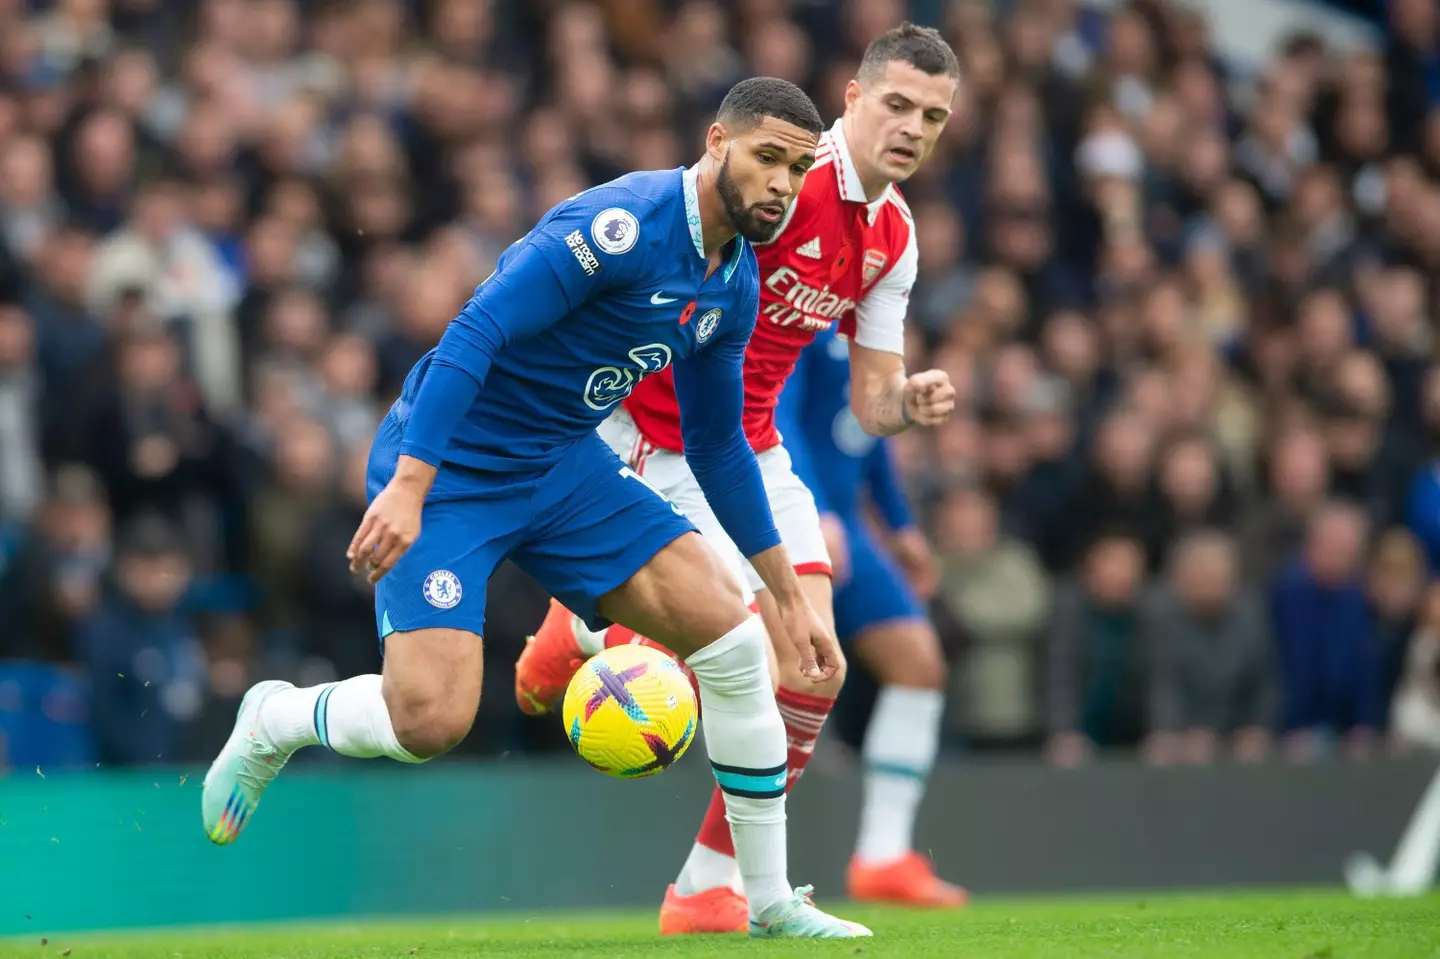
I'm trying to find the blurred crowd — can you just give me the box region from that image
[1,0,1439,772]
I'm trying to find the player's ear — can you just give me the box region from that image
[843,78,864,113]
[705,122,729,162]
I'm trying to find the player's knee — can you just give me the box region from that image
[868,624,947,690]
[906,643,947,690]
[820,642,850,694]
[686,614,770,697]
[385,686,476,759]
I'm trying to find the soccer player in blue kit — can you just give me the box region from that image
[775,323,959,901]
[200,77,872,939]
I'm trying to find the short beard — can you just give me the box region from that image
[716,154,784,243]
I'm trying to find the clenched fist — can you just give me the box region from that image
[901,369,956,427]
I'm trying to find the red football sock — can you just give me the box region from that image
[694,686,836,857]
[774,686,833,788]
[603,625,638,647]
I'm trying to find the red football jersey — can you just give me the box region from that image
[623,118,918,453]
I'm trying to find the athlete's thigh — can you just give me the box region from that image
[742,444,832,595]
[597,531,755,658]
[514,433,747,653]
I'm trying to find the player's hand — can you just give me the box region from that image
[818,513,851,584]
[901,369,956,428]
[775,591,841,683]
[889,526,938,599]
[347,479,425,584]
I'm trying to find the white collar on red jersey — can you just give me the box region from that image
[825,118,895,224]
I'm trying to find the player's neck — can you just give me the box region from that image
[840,114,890,204]
[693,159,739,257]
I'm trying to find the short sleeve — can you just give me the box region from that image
[849,220,916,355]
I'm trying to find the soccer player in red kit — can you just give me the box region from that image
[517,24,964,931]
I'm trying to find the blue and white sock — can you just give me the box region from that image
[685,614,790,916]
[258,676,423,763]
[855,685,944,865]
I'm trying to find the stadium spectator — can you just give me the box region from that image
[0,464,111,663]
[1141,530,1277,764]
[1045,531,1149,765]
[1049,409,1155,571]
[933,483,1051,745]
[1241,425,1331,583]
[1144,431,1238,569]
[1271,501,1382,760]
[72,512,205,766]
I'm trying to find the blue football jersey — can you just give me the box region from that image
[775,325,915,531]
[393,166,760,475]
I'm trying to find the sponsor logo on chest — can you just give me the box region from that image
[760,264,858,332]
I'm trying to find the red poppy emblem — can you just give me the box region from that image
[679,301,696,325]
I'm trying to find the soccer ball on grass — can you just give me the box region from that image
[561,643,698,778]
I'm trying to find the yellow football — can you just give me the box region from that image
[561,643,698,778]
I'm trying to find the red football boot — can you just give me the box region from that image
[847,852,969,908]
[513,598,588,715]
[658,883,749,935]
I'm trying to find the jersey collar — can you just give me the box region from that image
[682,164,748,284]
[681,165,706,261]
[721,234,747,284]
[827,118,893,224]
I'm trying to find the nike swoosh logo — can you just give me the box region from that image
[650,292,678,305]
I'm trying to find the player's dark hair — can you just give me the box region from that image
[716,76,824,138]
[858,22,960,82]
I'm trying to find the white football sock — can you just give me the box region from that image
[258,676,424,763]
[574,617,609,656]
[856,685,944,865]
[675,842,743,895]
[685,615,790,915]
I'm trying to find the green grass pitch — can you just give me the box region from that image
[4,891,1437,958]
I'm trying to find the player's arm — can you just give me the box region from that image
[350,201,637,580]
[844,231,955,436]
[863,438,914,532]
[864,438,938,597]
[672,290,840,681]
